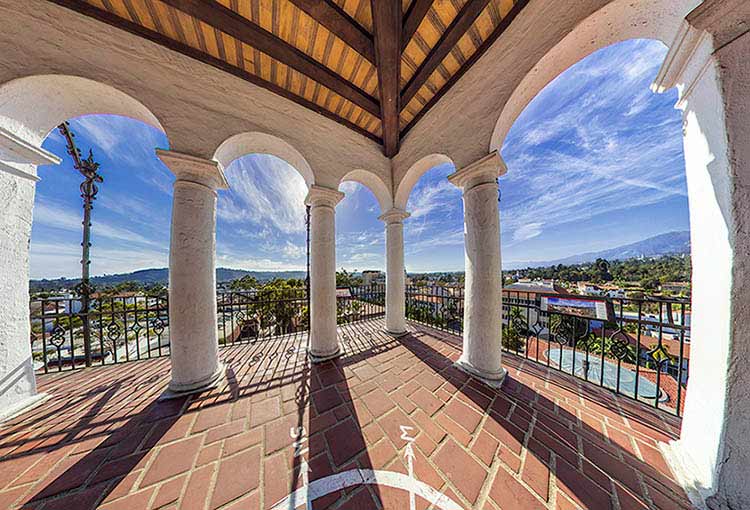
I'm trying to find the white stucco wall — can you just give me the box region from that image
[0,165,39,413]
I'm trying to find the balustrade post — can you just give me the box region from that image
[158,150,228,397]
[448,151,507,388]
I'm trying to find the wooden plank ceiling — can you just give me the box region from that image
[50,0,528,156]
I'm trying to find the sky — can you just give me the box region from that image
[29,38,689,279]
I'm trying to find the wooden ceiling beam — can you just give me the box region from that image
[46,0,382,144]
[370,0,402,157]
[287,0,375,63]
[400,0,491,107]
[401,0,529,138]
[159,0,380,117]
[401,0,433,51]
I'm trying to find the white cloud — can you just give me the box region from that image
[33,200,163,248]
[218,155,307,234]
[30,241,167,279]
[512,222,544,243]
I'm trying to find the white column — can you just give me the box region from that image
[448,152,507,388]
[0,128,59,421]
[652,3,750,509]
[306,185,344,362]
[379,208,410,335]
[158,150,228,397]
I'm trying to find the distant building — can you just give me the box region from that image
[660,282,690,294]
[361,270,384,286]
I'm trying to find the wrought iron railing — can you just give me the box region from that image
[406,284,465,334]
[337,284,386,324]
[30,293,169,374]
[218,287,308,345]
[406,286,690,416]
[31,285,387,373]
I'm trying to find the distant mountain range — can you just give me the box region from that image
[506,231,691,269]
[30,268,307,291]
[30,231,691,290]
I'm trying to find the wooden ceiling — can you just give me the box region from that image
[50,0,528,156]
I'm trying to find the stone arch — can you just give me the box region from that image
[0,74,165,148]
[489,0,699,153]
[338,169,393,213]
[213,132,315,188]
[394,153,454,210]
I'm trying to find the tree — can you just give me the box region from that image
[336,269,362,288]
[503,306,527,352]
[230,275,259,291]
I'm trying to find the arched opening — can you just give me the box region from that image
[0,75,169,414]
[333,178,387,324]
[498,37,689,412]
[212,134,313,342]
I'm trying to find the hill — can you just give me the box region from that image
[30,268,307,292]
[506,231,690,269]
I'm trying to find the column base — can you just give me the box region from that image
[160,364,225,401]
[384,328,408,338]
[453,358,507,390]
[309,346,342,363]
[0,393,51,424]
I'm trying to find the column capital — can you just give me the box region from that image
[652,0,748,102]
[447,151,507,191]
[378,208,410,224]
[0,127,60,182]
[305,184,344,208]
[156,149,229,191]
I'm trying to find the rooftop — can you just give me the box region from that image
[1,319,689,510]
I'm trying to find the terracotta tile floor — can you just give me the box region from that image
[0,319,693,510]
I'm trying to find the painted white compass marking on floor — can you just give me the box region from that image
[290,426,312,510]
[272,426,465,510]
[400,425,417,510]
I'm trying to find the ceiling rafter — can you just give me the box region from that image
[400,0,491,108]
[159,0,380,117]
[286,0,376,63]
[47,0,382,143]
[401,0,530,138]
[401,0,433,51]
[370,0,402,157]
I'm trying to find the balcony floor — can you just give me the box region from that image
[0,319,692,510]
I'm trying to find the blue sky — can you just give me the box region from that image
[30,39,688,279]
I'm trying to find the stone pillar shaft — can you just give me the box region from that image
[306,185,344,362]
[158,150,228,395]
[380,208,410,335]
[448,152,507,388]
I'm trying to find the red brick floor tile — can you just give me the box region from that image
[556,458,613,510]
[152,474,187,508]
[489,466,546,510]
[311,387,343,415]
[324,418,367,466]
[444,398,483,434]
[498,445,522,473]
[250,397,281,428]
[409,387,444,417]
[40,481,111,510]
[434,412,472,447]
[192,403,231,433]
[205,419,244,444]
[141,435,202,487]
[433,439,487,504]
[223,428,262,457]
[181,463,215,510]
[471,429,499,467]
[210,446,261,509]
[360,388,396,419]
[99,488,155,510]
[522,449,550,501]
[196,442,222,467]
